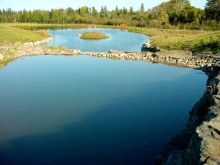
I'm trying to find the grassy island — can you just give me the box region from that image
[80,31,109,40]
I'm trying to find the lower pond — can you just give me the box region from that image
[0,28,207,165]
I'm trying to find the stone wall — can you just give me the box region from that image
[0,37,219,70]
[82,50,217,68]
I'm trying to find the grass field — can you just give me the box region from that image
[0,23,49,45]
[0,23,219,54]
[127,27,220,54]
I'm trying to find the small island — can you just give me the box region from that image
[80,31,109,40]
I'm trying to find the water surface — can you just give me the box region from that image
[0,54,206,165]
[46,28,149,52]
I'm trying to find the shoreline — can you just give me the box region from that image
[0,37,219,70]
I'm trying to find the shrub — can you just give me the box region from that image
[38,29,49,37]
[192,36,220,54]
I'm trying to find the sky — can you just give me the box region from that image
[1,0,207,11]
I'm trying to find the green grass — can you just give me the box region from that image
[0,23,48,45]
[80,31,109,40]
[48,46,68,50]
[0,23,117,45]
[127,27,220,54]
[1,23,219,54]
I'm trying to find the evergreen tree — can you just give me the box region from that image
[115,6,119,12]
[205,0,220,22]
[141,3,145,12]
[91,7,98,16]
[0,1,219,29]
[130,7,134,14]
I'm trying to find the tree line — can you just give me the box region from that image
[0,0,219,30]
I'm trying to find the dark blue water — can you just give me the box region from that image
[46,28,149,52]
[0,29,207,165]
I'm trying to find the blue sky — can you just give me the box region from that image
[1,0,207,11]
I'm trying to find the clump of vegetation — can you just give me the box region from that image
[38,29,49,37]
[80,32,109,40]
[49,46,68,50]
[192,36,220,54]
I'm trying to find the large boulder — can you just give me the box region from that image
[0,53,3,60]
[24,42,34,47]
[0,46,9,54]
[183,73,220,165]
[33,41,41,46]
[184,115,220,165]
[214,51,220,57]
[194,51,214,58]
[141,45,160,52]
[109,50,124,53]
[157,50,192,59]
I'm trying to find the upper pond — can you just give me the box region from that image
[0,28,207,165]
[46,28,150,52]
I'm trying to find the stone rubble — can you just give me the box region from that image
[0,37,219,70]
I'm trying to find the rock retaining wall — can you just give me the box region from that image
[80,50,217,69]
[0,37,219,70]
[1,44,217,69]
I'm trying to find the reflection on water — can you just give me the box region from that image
[0,55,206,165]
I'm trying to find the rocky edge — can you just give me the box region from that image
[0,38,219,69]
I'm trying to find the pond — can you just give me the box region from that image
[0,29,207,165]
[46,28,150,52]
